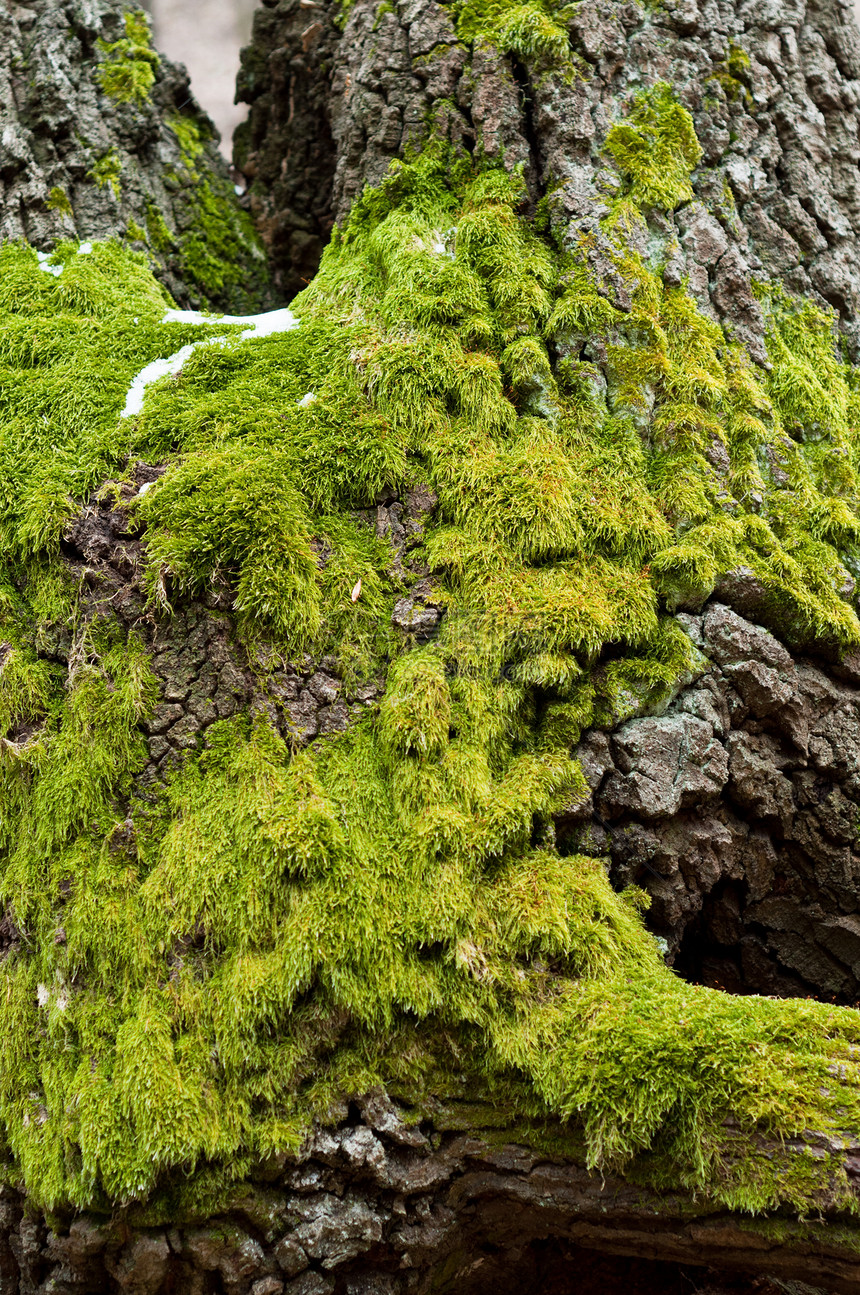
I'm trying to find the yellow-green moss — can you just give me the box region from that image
[165,113,208,159]
[46,188,73,219]
[161,123,270,312]
[605,83,703,210]
[96,10,158,105]
[707,42,753,105]
[177,182,269,309]
[88,150,122,200]
[3,87,860,1221]
[144,203,173,255]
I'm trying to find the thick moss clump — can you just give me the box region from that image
[3,91,860,1221]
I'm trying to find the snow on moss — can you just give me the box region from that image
[121,307,300,417]
[1,93,860,1221]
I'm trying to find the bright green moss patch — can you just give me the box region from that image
[96,10,159,105]
[138,446,323,644]
[0,240,228,561]
[177,182,269,310]
[145,202,173,255]
[125,218,148,245]
[161,122,270,312]
[46,188,73,219]
[605,83,703,210]
[445,0,575,69]
[4,90,860,1220]
[165,113,208,159]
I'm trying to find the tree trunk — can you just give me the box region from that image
[1,0,271,310]
[5,0,860,1291]
[236,0,860,358]
[4,1097,860,1293]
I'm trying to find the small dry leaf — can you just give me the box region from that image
[351,578,362,602]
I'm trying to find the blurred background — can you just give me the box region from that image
[145,0,258,153]
[147,0,860,160]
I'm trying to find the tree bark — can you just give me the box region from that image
[4,1096,860,1294]
[6,0,860,1291]
[236,0,860,359]
[1,0,270,310]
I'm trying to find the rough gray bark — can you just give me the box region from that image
[236,0,860,361]
[1,0,270,310]
[564,599,860,1004]
[3,1093,860,1294]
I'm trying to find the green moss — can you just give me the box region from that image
[88,150,122,200]
[177,182,269,310]
[96,10,159,105]
[605,83,703,210]
[0,240,220,562]
[125,219,148,245]
[449,0,576,73]
[144,203,174,255]
[3,90,860,1221]
[373,0,397,27]
[138,445,323,644]
[705,42,753,105]
[159,120,269,312]
[46,188,73,219]
[165,113,208,159]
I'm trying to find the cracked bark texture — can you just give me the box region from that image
[7,0,860,1291]
[236,0,860,363]
[9,470,440,818]
[563,599,860,1005]
[0,0,269,310]
[4,1092,860,1294]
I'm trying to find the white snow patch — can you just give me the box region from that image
[431,228,456,260]
[35,241,92,275]
[36,251,63,277]
[122,341,223,418]
[121,307,300,419]
[160,307,300,339]
[36,977,68,1012]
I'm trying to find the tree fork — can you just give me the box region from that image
[3,0,860,1291]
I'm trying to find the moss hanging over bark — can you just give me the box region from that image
[3,88,860,1223]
